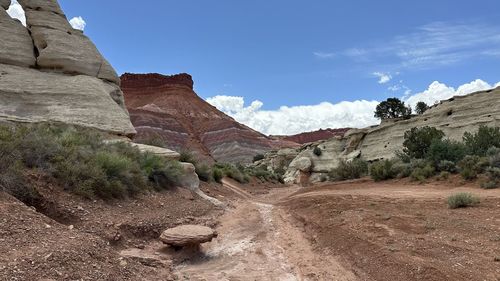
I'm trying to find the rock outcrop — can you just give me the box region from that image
[0,0,134,136]
[121,73,295,163]
[160,225,217,247]
[261,87,500,184]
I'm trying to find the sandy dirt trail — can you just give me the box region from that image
[173,183,357,281]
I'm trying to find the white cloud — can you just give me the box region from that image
[7,0,26,26]
[373,72,392,84]
[388,85,400,91]
[313,52,336,59]
[207,95,379,135]
[208,79,500,135]
[405,79,499,108]
[337,22,500,70]
[69,16,86,31]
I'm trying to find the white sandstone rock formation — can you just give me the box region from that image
[268,87,500,184]
[0,0,134,135]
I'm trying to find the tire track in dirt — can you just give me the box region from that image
[173,184,357,281]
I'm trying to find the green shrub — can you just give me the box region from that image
[395,150,411,163]
[410,164,435,182]
[403,126,445,159]
[437,160,457,173]
[0,123,185,200]
[458,155,488,180]
[313,146,322,157]
[253,154,265,162]
[426,139,466,165]
[482,167,500,189]
[328,159,368,181]
[447,193,480,209]
[135,134,168,148]
[212,167,224,183]
[437,171,450,181]
[488,149,500,168]
[179,150,197,164]
[249,166,276,182]
[195,163,212,182]
[370,160,397,181]
[139,152,182,190]
[213,163,249,184]
[392,161,412,178]
[463,126,500,156]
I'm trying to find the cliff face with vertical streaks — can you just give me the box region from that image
[0,0,135,136]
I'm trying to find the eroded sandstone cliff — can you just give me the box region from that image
[121,73,293,163]
[0,0,135,136]
[259,87,500,184]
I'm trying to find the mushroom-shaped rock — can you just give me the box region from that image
[160,225,217,247]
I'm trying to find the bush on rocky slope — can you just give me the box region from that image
[0,124,183,200]
[328,159,368,181]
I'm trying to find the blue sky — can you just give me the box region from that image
[10,0,500,134]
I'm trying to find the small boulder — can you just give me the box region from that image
[160,225,217,247]
[294,157,312,172]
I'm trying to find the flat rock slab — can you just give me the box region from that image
[160,225,217,247]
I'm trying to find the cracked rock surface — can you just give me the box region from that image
[0,0,135,136]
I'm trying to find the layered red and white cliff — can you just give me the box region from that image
[121,73,293,163]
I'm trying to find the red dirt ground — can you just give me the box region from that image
[281,177,500,281]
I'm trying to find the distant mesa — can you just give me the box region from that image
[121,72,298,163]
[273,128,351,145]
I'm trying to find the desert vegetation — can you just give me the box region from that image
[0,124,183,202]
[324,125,500,189]
[366,125,500,188]
[447,193,480,209]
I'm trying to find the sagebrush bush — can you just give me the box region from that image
[437,160,457,173]
[458,155,489,180]
[410,164,435,182]
[463,126,500,156]
[447,193,480,209]
[482,167,500,189]
[328,159,368,181]
[0,123,183,200]
[370,160,397,181]
[392,161,412,178]
[437,171,450,181]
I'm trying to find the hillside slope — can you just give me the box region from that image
[121,73,296,163]
[273,128,350,144]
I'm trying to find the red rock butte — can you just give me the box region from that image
[121,73,297,163]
